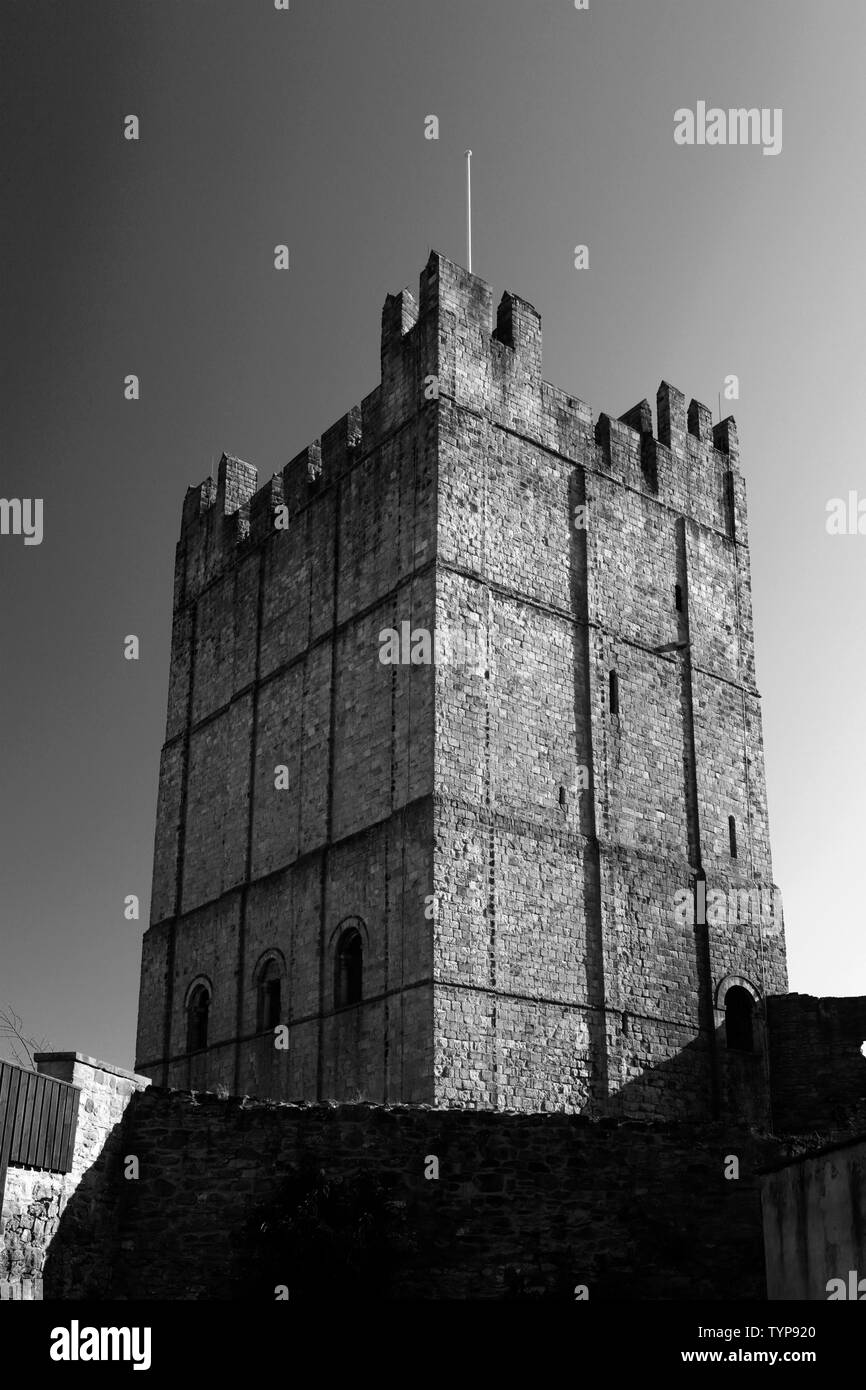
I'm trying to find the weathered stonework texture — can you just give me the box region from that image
[136,251,788,1121]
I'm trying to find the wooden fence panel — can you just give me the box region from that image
[0,1061,81,1208]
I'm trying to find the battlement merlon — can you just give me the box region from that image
[613,384,737,466]
[593,382,746,540]
[179,454,256,535]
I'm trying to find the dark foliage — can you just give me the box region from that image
[235,1165,417,1301]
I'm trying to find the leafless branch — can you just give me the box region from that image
[0,1006,52,1071]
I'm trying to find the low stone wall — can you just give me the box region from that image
[44,1087,785,1300]
[0,1053,150,1300]
[7,1049,863,1300]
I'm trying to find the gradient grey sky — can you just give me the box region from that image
[2,0,863,1069]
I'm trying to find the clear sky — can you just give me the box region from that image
[1,0,863,1069]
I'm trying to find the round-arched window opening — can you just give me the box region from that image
[257,958,282,1032]
[186,983,210,1054]
[334,929,363,1009]
[725,985,754,1052]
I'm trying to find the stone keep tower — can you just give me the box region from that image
[135,251,788,1121]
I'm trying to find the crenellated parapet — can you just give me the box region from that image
[172,252,749,610]
[594,383,744,539]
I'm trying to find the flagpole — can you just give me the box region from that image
[465,150,472,272]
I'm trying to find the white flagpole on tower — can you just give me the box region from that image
[465,149,472,272]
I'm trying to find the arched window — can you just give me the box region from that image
[257,958,282,1032]
[187,983,210,1053]
[335,928,363,1009]
[725,985,754,1052]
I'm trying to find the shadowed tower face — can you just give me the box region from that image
[135,251,787,1120]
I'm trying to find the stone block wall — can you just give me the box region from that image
[136,274,441,1102]
[430,253,787,1117]
[48,1086,782,1301]
[768,993,866,1132]
[0,1053,149,1300]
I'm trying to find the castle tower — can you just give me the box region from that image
[135,251,787,1120]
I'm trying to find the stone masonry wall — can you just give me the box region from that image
[429,253,787,1117]
[768,993,866,1133]
[136,273,440,1103]
[50,1085,782,1301]
[0,1053,149,1300]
